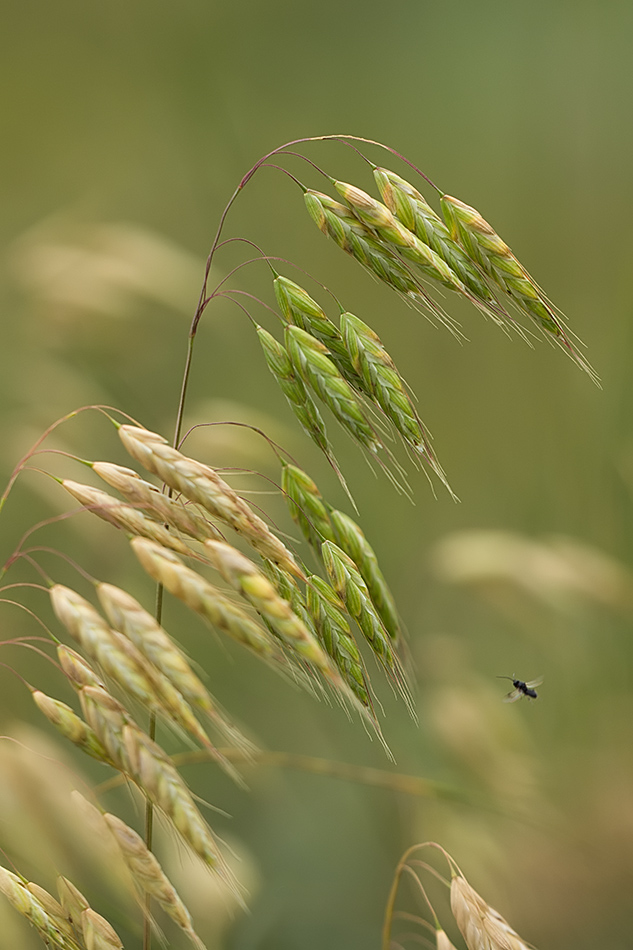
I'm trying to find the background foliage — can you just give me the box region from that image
[2,1,633,947]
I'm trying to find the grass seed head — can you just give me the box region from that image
[334,180,469,295]
[257,325,340,463]
[204,539,344,685]
[450,873,533,950]
[274,275,361,386]
[121,724,240,899]
[57,644,103,689]
[306,574,371,709]
[374,168,501,315]
[131,537,284,663]
[61,479,200,558]
[440,194,596,379]
[118,425,303,576]
[81,907,123,950]
[329,507,400,641]
[0,867,76,949]
[93,461,223,542]
[281,462,335,553]
[103,812,204,945]
[57,876,90,926]
[305,189,423,296]
[285,324,382,454]
[96,581,253,755]
[79,684,132,772]
[32,690,111,764]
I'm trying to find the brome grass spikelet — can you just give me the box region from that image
[92,461,223,542]
[103,812,206,949]
[32,690,112,765]
[339,310,454,496]
[281,462,335,554]
[0,867,81,950]
[131,537,284,663]
[61,479,199,558]
[329,507,400,642]
[450,872,534,950]
[373,167,505,323]
[118,424,303,577]
[440,193,596,379]
[204,539,347,690]
[97,582,254,755]
[285,325,381,454]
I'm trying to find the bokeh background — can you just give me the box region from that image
[2,1,633,947]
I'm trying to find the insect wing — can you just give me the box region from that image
[525,677,543,690]
[503,688,523,703]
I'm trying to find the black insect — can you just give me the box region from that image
[497,675,543,703]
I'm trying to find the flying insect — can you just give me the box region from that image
[497,675,543,703]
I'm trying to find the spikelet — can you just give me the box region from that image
[285,325,382,454]
[328,507,400,641]
[103,813,206,949]
[92,461,223,542]
[281,462,335,554]
[57,645,103,688]
[450,872,534,950]
[274,275,362,387]
[122,724,239,897]
[131,537,284,663]
[339,310,454,496]
[25,884,75,943]
[57,876,90,928]
[118,424,303,577]
[334,180,469,297]
[256,324,345,480]
[80,908,123,950]
[32,690,112,765]
[0,867,81,950]
[51,585,232,776]
[79,685,132,772]
[305,575,372,710]
[436,929,459,950]
[61,478,200,557]
[204,539,346,691]
[305,189,422,297]
[96,582,254,756]
[373,167,505,323]
[440,194,596,380]
[321,540,412,711]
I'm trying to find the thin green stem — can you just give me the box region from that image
[142,575,165,950]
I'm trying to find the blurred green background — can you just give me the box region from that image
[2,1,633,947]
